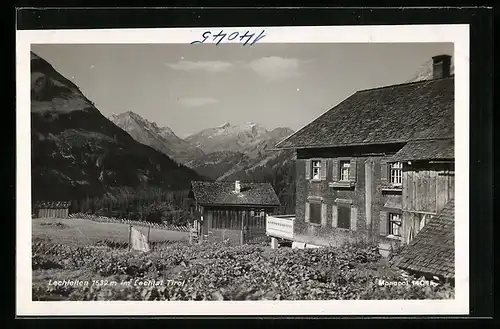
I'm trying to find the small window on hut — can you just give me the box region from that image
[388,213,402,237]
[311,160,321,180]
[309,202,322,224]
[389,162,403,186]
[337,205,351,229]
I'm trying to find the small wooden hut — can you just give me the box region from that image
[34,201,72,218]
[189,180,281,245]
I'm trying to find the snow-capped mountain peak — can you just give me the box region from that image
[184,122,293,155]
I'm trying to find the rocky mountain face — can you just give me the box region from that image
[184,122,293,155]
[30,52,202,202]
[109,111,204,164]
[183,123,294,181]
[182,123,296,213]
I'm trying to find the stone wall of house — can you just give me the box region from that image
[294,148,403,254]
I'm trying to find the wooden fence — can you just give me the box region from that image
[67,213,190,232]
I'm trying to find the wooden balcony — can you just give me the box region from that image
[266,214,295,240]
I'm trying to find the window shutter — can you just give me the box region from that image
[305,202,310,222]
[379,211,388,236]
[305,160,311,180]
[350,206,358,231]
[321,202,327,226]
[320,159,327,180]
[332,204,338,227]
[349,158,357,182]
[380,159,388,183]
[332,159,339,182]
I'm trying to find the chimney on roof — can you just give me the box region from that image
[432,55,452,79]
[234,180,241,193]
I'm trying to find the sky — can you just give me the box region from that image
[31,43,453,138]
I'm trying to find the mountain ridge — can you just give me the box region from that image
[109,111,205,164]
[30,52,202,201]
[184,122,294,155]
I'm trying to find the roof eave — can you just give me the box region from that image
[197,203,281,207]
[392,157,455,162]
[276,137,455,152]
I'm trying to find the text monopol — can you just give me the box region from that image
[377,279,438,287]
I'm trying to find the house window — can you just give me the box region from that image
[340,161,350,181]
[309,202,322,224]
[337,205,351,229]
[311,160,321,180]
[389,213,402,237]
[389,162,403,186]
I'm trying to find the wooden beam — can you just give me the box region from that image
[402,209,437,215]
[365,160,373,237]
[429,160,455,164]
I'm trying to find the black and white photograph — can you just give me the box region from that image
[16,24,470,315]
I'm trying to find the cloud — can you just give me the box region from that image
[178,97,219,107]
[247,57,307,82]
[165,60,233,72]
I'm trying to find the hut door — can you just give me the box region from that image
[243,209,266,244]
[204,210,212,236]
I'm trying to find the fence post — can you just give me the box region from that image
[128,225,132,251]
[271,237,279,250]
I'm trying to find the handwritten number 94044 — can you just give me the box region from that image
[190,30,266,46]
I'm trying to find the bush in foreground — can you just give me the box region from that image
[32,240,454,301]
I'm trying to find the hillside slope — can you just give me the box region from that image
[30,52,202,201]
[184,123,296,213]
[184,123,294,180]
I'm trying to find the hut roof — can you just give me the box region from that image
[35,201,72,209]
[190,181,281,207]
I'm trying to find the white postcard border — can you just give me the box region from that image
[16,24,470,316]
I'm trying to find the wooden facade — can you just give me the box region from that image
[36,208,69,218]
[189,181,281,245]
[401,161,455,244]
[191,203,273,245]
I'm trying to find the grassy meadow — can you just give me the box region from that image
[32,217,190,246]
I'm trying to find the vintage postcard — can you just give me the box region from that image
[16,24,469,316]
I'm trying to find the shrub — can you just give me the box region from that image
[32,240,454,301]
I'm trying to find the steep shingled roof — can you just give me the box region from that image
[398,199,455,279]
[391,138,454,162]
[190,181,280,207]
[276,77,454,149]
